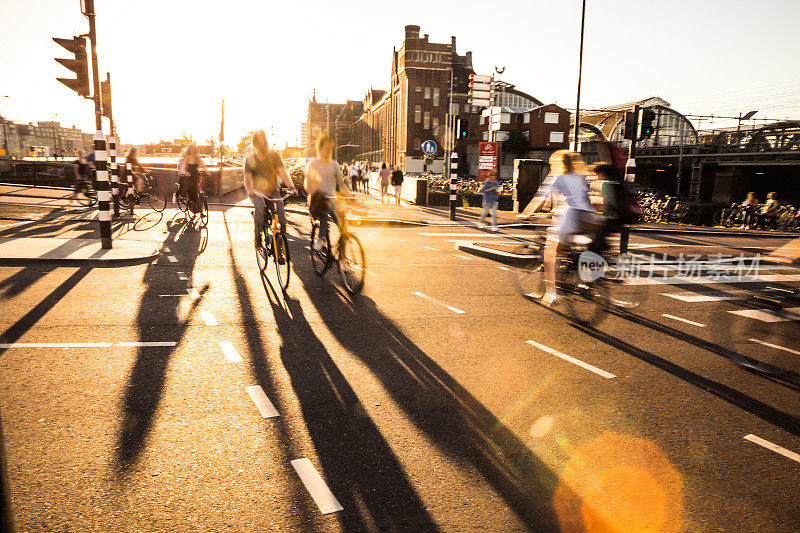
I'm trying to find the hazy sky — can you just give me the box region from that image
[2,0,798,145]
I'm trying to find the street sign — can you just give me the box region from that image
[469,98,491,107]
[478,142,499,181]
[468,82,491,91]
[469,74,491,83]
[421,139,437,155]
[424,155,433,165]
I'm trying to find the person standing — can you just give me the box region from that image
[349,160,360,193]
[391,165,404,205]
[478,174,500,231]
[378,162,391,203]
[244,130,298,248]
[360,162,370,193]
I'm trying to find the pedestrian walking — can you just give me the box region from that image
[391,165,404,205]
[378,162,391,204]
[183,143,207,211]
[360,162,370,193]
[478,174,500,231]
[350,161,360,193]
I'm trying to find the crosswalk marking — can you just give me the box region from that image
[199,310,218,326]
[729,307,800,323]
[245,385,280,418]
[291,458,343,514]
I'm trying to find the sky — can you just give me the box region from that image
[2,0,799,146]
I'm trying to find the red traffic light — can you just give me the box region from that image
[53,36,90,97]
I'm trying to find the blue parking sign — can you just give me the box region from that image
[422,140,437,155]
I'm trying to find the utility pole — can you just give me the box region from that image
[84,0,111,248]
[573,0,587,150]
[446,66,457,221]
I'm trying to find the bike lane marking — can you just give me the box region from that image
[749,338,800,356]
[167,255,178,263]
[743,434,800,464]
[661,293,743,302]
[729,307,800,322]
[199,311,218,326]
[422,246,439,251]
[661,314,706,327]
[218,341,242,362]
[525,340,616,379]
[245,385,280,418]
[290,458,343,514]
[412,291,465,314]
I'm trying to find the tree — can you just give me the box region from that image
[238,131,254,154]
[503,127,530,158]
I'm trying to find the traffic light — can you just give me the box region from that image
[53,36,90,97]
[101,78,112,118]
[638,109,656,140]
[623,111,637,140]
[457,117,469,139]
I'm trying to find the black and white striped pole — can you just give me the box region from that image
[449,150,458,221]
[619,156,636,255]
[108,135,120,218]
[125,161,134,214]
[94,130,112,248]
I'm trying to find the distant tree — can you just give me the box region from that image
[238,131,255,154]
[175,133,193,149]
[504,127,530,158]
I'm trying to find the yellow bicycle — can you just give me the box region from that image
[309,195,366,294]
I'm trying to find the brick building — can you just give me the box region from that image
[303,97,364,161]
[0,117,93,158]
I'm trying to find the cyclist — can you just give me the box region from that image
[305,132,353,251]
[518,150,600,306]
[183,143,207,212]
[244,130,297,248]
[72,149,93,191]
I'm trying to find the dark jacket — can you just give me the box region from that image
[391,169,404,186]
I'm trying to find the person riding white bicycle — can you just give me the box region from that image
[244,130,298,249]
[304,131,354,251]
[518,150,601,307]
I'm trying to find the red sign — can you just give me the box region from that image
[478,142,500,181]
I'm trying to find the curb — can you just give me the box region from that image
[454,241,535,265]
[0,237,160,264]
[349,218,427,227]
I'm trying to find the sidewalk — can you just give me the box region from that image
[0,236,159,262]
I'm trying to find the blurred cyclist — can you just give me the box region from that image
[519,151,600,306]
[244,130,298,248]
[305,132,352,251]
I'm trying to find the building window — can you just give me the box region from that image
[433,88,440,107]
[414,137,420,150]
[482,131,488,141]
[424,87,431,99]
[523,113,530,124]
[416,85,422,92]
[424,111,430,129]
[432,117,439,129]
[450,103,460,115]
[415,105,421,124]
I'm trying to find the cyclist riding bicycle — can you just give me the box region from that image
[305,131,353,251]
[72,149,93,189]
[181,143,207,212]
[244,130,298,249]
[518,150,601,307]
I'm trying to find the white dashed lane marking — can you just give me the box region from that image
[661,293,743,302]
[422,246,439,251]
[749,338,800,356]
[167,255,178,263]
[525,340,616,379]
[0,342,176,348]
[744,434,800,464]
[162,246,171,252]
[245,385,280,418]
[117,342,177,347]
[218,341,242,362]
[661,314,706,327]
[729,307,800,323]
[412,291,466,314]
[199,311,219,326]
[453,254,473,260]
[291,458,343,514]
[497,266,511,271]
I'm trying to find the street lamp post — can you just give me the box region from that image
[573,0,587,150]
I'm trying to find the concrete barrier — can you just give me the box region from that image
[366,171,427,205]
[143,165,244,201]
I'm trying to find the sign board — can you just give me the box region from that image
[421,139,437,155]
[424,155,433,165]
[469,74,491,83]
[468,98,491,107]
[468,82,491,91]
[478,142,499,181]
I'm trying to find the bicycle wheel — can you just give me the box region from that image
[561,271,607,326]
[74,183,95,207]
[256,224,271,273]
[117,184,129,208]
[177,191,189,213]
[145,187,166,212]
[309,223,330,275]
[712,209,727,227]
[511,246,546,300]
[273,232,291,291]
[339,233,366,293]
[199,195,209,227]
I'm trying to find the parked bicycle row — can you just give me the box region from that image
[713,192,797,231]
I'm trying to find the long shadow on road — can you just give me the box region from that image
[296,271,560,530]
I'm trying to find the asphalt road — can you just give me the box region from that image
[1,198,799,532]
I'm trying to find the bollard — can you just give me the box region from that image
[108,136,120,218]
[449,151,458,221]
[94,130,112,248]
[125,161,134,215]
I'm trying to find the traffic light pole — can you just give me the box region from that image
[85,0,111,248]
[446,67,457,221]
[619,105,640,255]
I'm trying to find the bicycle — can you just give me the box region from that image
[173,172,209,228]
[511,224,641,325]
[71,177,97,207]
[309,195,366,294]
[254,190,293,291]
[119,170,166,213]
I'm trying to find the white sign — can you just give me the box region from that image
[421,139,437,155]
[549,132,565,143]
[468,82,491,91]
[469,74,491,83]
[490,123,502,131]
[544,112,560,124]
[469,99,491,107]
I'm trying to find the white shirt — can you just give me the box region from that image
[305,159,341,202]
[535,172,594,213]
